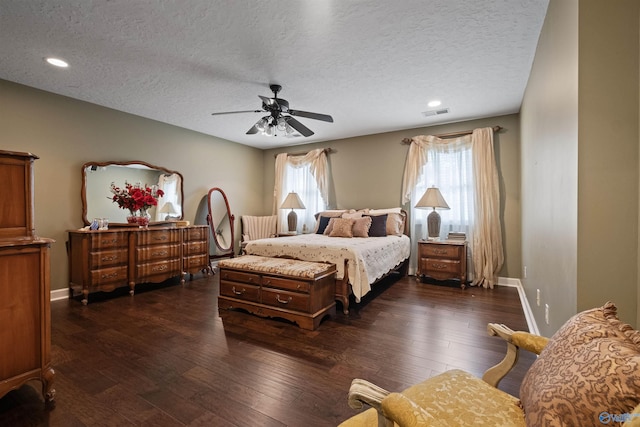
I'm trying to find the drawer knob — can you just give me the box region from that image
[433,263,448,270]
[276,295,292,304]
[101,272,118,280]
[101,255,118,262]
[434,249,448,254]
[232,286,245,295]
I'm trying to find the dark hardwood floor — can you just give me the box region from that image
[0,272,535,426]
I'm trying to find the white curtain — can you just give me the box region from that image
[401,127,503,288]
[273,149,329,233]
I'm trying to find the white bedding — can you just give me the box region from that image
[244,233,411,301]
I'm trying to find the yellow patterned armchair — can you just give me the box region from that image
[340,302,640,427]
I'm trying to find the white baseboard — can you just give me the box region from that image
[497,277,539,335]
[50,288,69,302]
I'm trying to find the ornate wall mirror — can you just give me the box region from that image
[207,187,234,259]
[81,161,184,226]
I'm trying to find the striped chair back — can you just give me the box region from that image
[241,215,278,242]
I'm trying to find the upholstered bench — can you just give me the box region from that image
[217,255,336,330]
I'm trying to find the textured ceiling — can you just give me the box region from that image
[0,0,549,149]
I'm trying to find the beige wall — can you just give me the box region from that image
[1,79,265,292]
[521,0,639,333]
[262,114,523,279]
[577,0,639,322]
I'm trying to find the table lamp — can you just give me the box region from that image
[280,192,306,233]
[415,187,450,240]
[159,202,179,221]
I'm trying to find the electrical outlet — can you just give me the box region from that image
[523,266,527,279]
[545,304,550,324]
[536,289,541,306]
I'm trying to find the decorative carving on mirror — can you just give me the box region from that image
[81,160,184,226]
[207,187,235,259]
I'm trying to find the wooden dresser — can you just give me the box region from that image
[218,256,336,330]
[0,150,55,405]
[68,225,209,304]
[417,240,467,289]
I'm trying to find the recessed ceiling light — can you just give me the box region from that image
[45,57,69,68]
[427,100,441,108]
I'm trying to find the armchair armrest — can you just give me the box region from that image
[481,323,549,388]
[346,379,394,427]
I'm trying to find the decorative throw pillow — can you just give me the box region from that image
[520,302,640,426]
[352,216,372,237]
[329,218,354,237]
[342,211,363,219]
[316,216,332,234]
[367,214,387,237]
[323,217,337,235]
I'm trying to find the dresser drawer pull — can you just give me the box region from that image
[101,272,118,280]
[152,264,168,272]
[152,235,168,241]
[276,295,292,304]
[101,238,119,245]
[433,249,449,255]
[152,250,168,257]
[101,255,118,262]
[232,286,245,295]
[432,263,449,270]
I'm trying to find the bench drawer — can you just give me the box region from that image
[261,288,310,312]
[220,280,260,303]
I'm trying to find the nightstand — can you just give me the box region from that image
[417,240,467,289]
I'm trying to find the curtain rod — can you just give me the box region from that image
[274,147,333,158]
[401,125,502,145]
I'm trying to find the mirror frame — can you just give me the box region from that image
[206,187,235,258]
[81,160,184,227]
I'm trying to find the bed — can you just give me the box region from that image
[244,208,411,313]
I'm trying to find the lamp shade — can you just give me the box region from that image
[415,187,450,210]
[280,192,306,210]
[159,202,178,214]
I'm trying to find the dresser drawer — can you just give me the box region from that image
[184,254,208,270]
[136,229,181,245]
[220,280,260,303]
[90,233,128,250]
[262,275,310,293]
[136,244,180,262]
[420,244,462,258]
[90,266,128,286]
[90,249,128,268]
[220,269,261,286]
[136,259,181,280]
[185,226,208,241]
[422,258,461,274]
[184,241,207,255]
[261,288,310,312]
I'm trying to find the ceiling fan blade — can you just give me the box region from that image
[246,123,260,134]
[289,110,333,123]
[285,116,314,137]
[211,110,262,116]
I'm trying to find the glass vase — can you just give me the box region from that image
[136,209,150,228]
[126,210,138,225]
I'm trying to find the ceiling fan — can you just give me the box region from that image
[211,84,333,137]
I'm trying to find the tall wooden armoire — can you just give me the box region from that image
[0,150,55,405]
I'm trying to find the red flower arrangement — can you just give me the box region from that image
[109,182,164,213]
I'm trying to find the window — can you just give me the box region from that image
[282,162,326,232]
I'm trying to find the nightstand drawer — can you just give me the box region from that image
[422,258,461,274]
[420,244,462,258]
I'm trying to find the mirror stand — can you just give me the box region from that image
[207,188,235,268]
